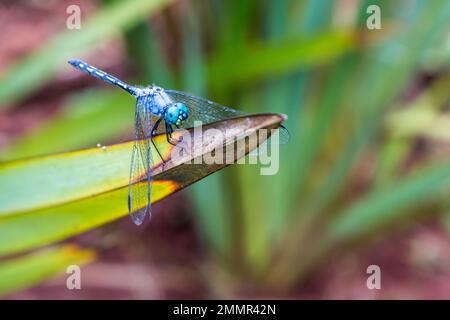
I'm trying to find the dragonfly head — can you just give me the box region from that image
[165,102,188,126]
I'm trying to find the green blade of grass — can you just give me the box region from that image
[0,245,95,297]
[0,180,175,256]
[266,1,450,288]
[207,29,360,93]
[268,158,450,288]
[325,160,450,245]
[308,0,450,214]
[178,4,231,260]
[236,0,337,275]
[125,22,174,87]
[0,89,134,161]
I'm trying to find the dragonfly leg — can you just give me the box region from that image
[150,116,165,163]
[165,123,184,146]
[165,123,177,146]
[174,124,184,142]
[151,117,162,137]
[166,123,183,145]
[151,138,165,163]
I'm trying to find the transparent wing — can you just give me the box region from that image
[165,89,290,144]
[165,90,247,127]
[128,95,153,225]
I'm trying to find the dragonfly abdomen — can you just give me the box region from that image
[68,59,137,95]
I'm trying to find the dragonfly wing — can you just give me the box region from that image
[128,95,153,225]
[128,144,148,225]
[273,124,290,144]
[165,90,247,128]
[165,90,290,145]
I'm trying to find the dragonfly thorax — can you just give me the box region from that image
[134,86,189,124]
[134,85,163,97]
[134,86,171,117]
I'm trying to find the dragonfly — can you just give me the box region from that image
[68,59,288,225]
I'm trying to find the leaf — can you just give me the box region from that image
[0,113,286,256]
[207,29,359,92]
[0,245,95,297]
[325,160,450,246]
[0,89,134,161]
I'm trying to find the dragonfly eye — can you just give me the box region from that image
[165,106,179,125]
[166,103,188,125]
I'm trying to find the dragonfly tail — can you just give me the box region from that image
[68,59,138,95]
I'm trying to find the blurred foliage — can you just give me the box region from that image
[0,0,173,106]
[0,90,134,160]
[0,0,450,296]
[0,245,95,296]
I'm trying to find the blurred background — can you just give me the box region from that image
[0,0,450,299]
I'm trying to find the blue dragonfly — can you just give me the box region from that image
[68,59,288,225]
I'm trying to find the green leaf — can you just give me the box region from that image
[0,114,286,256]
[326,160,450,245]
[0,89,134,161]
[207,29,359,92]
[0,245,95,297]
